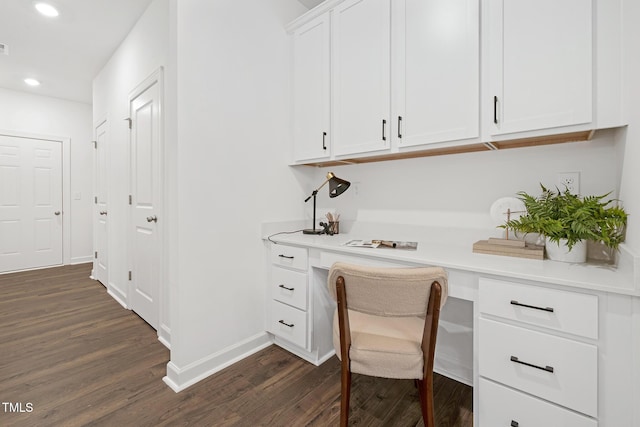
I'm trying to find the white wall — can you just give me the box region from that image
[166,0,308,389]
[314,131,621,232]
[0,87,93,264]
[618,0,640,261]
[92,0,172,336]
[96,0,640,391]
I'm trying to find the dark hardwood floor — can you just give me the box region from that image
[0,264,472,426]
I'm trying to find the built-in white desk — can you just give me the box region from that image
[263,222,640,427]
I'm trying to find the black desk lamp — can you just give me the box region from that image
[303,172,350,235]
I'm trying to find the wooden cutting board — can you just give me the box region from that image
[472,240,544,260]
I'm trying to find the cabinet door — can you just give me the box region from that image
[392,0,479,147]
[488,0,592,135]
[292,13,331,162]
[332,0,391,156]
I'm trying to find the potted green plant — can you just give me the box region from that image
[501,184,628,262]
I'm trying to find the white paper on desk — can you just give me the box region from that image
[344,240,380,248]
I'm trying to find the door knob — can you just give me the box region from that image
[54,211,61,216]
[99,211,107,215]
[146,215,158,223]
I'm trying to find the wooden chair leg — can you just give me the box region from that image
[340,368,351,427]
[417,379,435,427]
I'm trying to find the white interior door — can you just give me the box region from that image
[93,120,108,285]
[0,134,63,273]
[129,74,162,330]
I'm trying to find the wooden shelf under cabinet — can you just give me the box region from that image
[299,130,594,167]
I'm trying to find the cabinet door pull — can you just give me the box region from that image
[510,300,554,313]
[493,96,498,124]
[382,119,387,141]
[278,254,294,259]
[511,421,519,427]
[397,116,403,139]
[278,320,294,328]
[279,284,295,291]
[510,356,554,373]
[322,131,327,150]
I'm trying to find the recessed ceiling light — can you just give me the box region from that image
[34,2,59,18]
[24,78,41,87]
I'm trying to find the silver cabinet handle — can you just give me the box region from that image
[54,211,61,216]
[146,215,158,223]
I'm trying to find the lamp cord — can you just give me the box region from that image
[267,229,305,244]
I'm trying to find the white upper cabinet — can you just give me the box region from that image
[287,0,619,164]
[487,0,593,136]
[292,13,331,162]
[392,0,479,148]
[331,0,391,156]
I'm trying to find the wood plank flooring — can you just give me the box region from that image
[0,264,473,426]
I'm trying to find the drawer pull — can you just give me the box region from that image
[278,254,294,259]
[279,284,295,291]
[510,355,554,373]
[278,320,294,328]
[510,300,554,313]
[511,421,519,427]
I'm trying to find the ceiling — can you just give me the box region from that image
[0,0,324,105]
[0,0,154,104]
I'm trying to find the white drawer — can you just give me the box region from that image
[479,318,597,417]
[271,245,308,271]
[271,266,308,310]
[479,378,597,427]
[269,300,308,349]
[479,278,598,339]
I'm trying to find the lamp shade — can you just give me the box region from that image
[303,172,351,235]
[327,172,350,198]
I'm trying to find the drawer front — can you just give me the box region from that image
[271,245,308,271]
[479,378,597,427]
[271,267,308,310]
[479,318,597,417]
[479,278,598,339]
[269,300,308,349]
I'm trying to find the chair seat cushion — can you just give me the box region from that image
[333,310,424,379]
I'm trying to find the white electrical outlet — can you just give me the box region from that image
[557,172,580,194]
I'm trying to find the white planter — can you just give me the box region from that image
[545,238,587,263]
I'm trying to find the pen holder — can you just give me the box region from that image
[329,221,339,235]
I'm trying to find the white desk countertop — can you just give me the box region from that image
[264,222,639,297]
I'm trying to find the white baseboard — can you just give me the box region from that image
[71,256,93,265]
[107,286,129,309]
[158,324,171,349]
[163,332,272,393]
[434,357,474,387]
